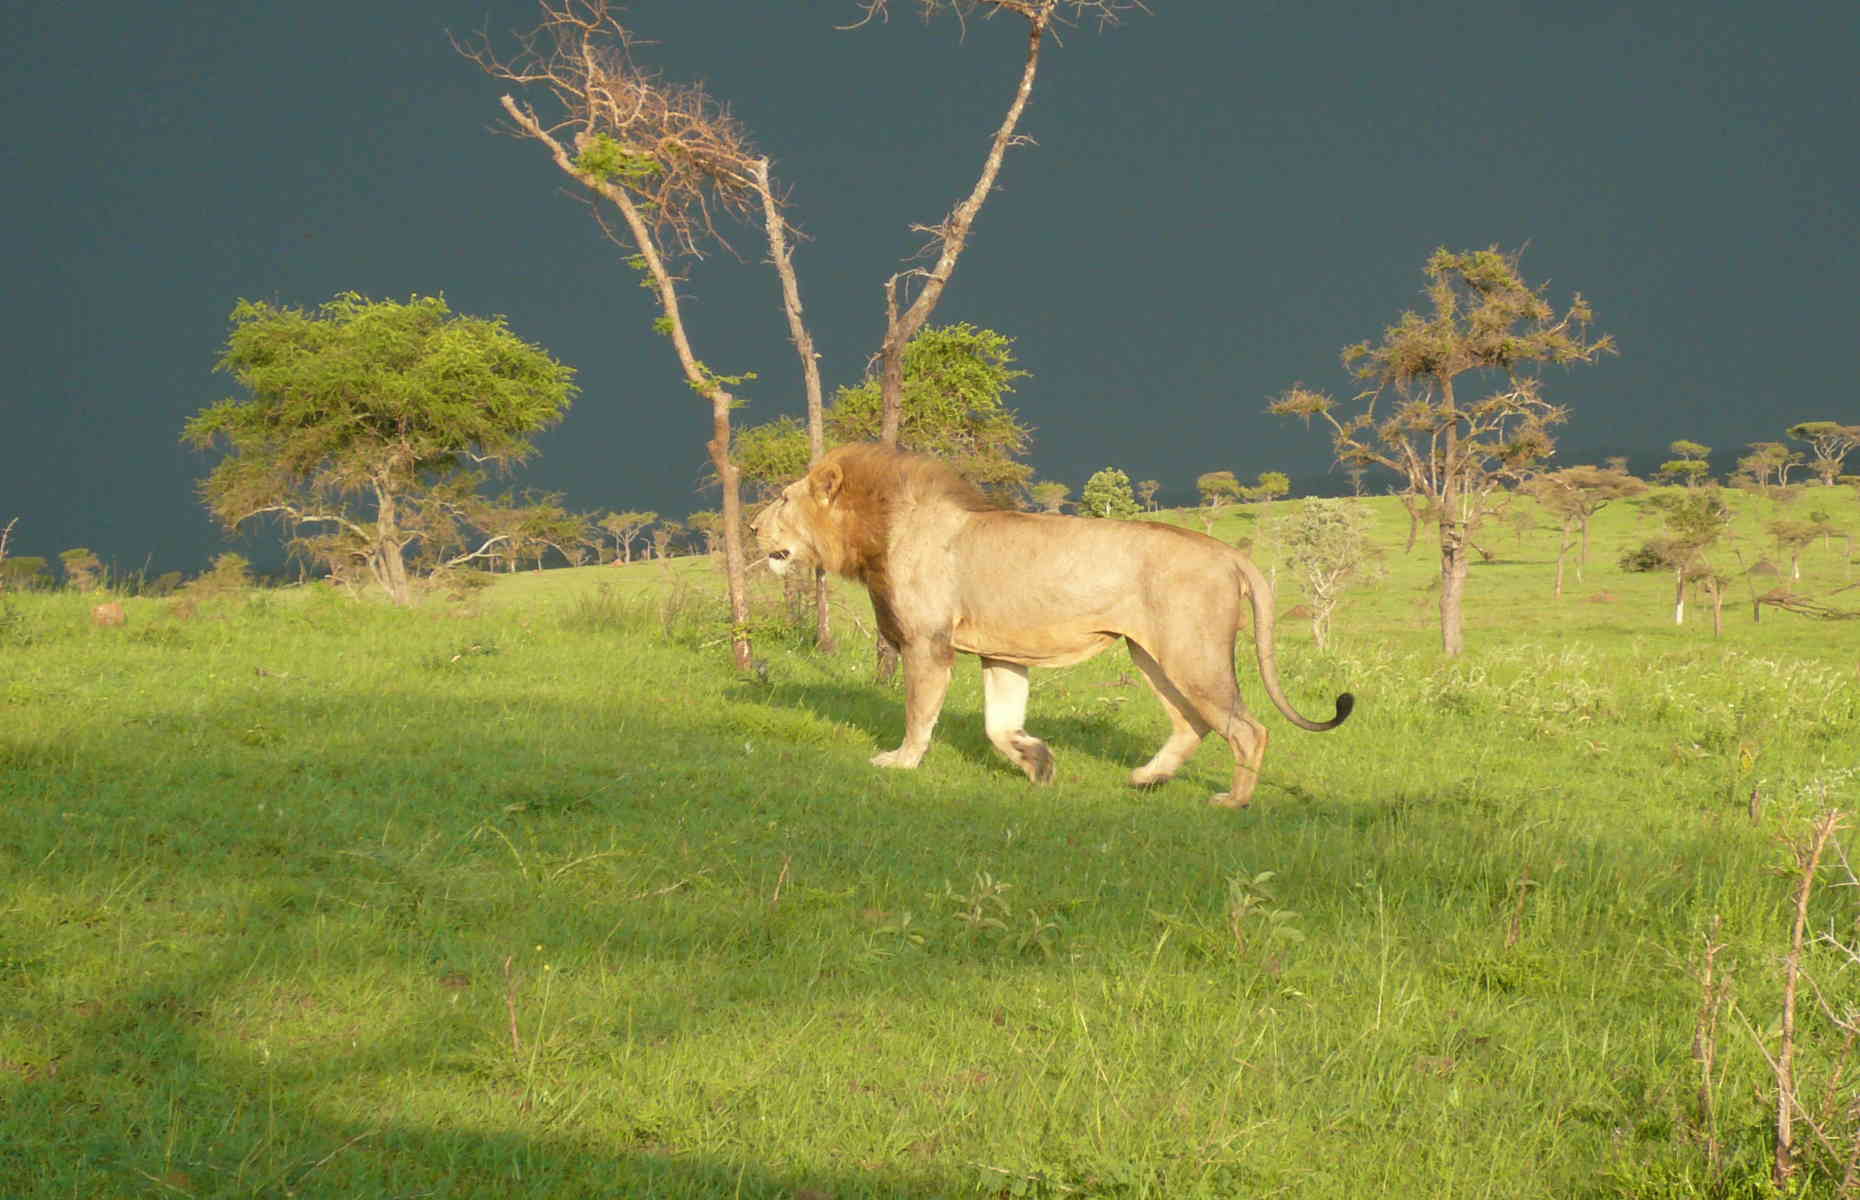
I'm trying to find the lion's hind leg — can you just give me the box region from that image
[1129,639,1268,808]
[1126,641,1208,788]
[981,658,1055,783]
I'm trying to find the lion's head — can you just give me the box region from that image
[752,444,993,579]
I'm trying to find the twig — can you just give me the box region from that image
[770,854,792,908]
[1775,810,1846,1190]
[503,954,522,1054]
[1692,915,1726,1175]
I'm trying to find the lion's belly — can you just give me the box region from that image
[949,619,1120,668]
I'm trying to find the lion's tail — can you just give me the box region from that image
[1234,555,1354,732]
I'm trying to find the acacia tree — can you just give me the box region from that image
[1651,488,1735,630]
[1525,464,1646,592]
[855,0,1146,445]
[1737,441,1803,490]
[186,294,574,605]
[599,510,657,564]
[1195,470,1242,534]
[1658,439,1713,487]
[464,2,779,669]
[1787,421,1860,487]
[1135,479,1160,511]
[1273,246,1615,655]
[1031,481,1070,513]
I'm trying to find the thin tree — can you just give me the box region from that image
[1135,479,1161,511]
[851,0,1147,446]
[1195,470,1242,534]
[1273,246,1616,655]
[1652,487,1735,628]
[463,2,770,669]
[749,156,835,649]
[1525,464,1646,589]
[1273,498,1384,649]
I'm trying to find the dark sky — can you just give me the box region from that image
[4,1,1855,576]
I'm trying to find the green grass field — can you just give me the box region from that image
[3,487,1858,1197]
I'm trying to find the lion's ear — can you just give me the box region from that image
[812,463,844,504]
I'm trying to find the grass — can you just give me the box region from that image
[2,485,1858,1197]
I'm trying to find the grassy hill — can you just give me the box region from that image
[2,484,1857,1197]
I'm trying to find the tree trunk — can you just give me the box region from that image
[1439,516,1468,656]
[373,482,414,606]
[1673,568,1687,625]
[498,95,755,671]
[704,398,754,671]
[751,157,834,652]
[1437,382,1465,656]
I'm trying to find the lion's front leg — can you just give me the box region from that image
[872,635,955,769]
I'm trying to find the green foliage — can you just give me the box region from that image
[1080,466,1140,519]
[1786,420,1860,486]
[58,547,102,592]
[0,555,52,591]
[1196,470,1241,506]
[572,132,661,184]
[733,415,814,497]
[1273,498,1384,648]
[186,293,576,601]
[1245,470,1291,504]
[826,323,1034,499]
[1030,480,1070,513]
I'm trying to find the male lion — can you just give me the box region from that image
[752,444,1353,807]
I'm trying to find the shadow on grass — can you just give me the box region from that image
[0,673,1767,1197]
[735,677,1163,779]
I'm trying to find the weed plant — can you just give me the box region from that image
[2,488,1857,1197]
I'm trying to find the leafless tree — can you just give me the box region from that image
[849,0,1148,446]
[461,1,773,669]
[749,157,834,650]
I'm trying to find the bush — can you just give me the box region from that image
[1617,539,1673,573]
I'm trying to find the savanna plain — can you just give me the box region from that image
[3,488,1858,1198]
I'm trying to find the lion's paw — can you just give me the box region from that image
[1013,735,1055,785]
[870,748,922,770]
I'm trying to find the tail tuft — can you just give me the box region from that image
[1332,692,1356,726]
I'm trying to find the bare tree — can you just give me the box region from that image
[462,2,772,669]
[1273,247,1615,656]
[851,0,1147,446]
[0,517,15,592]
[749,158,835,650]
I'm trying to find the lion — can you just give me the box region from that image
[751,444,1353,807]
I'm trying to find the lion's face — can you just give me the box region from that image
[751,480,827,577]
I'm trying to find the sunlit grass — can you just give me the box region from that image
[2,485,1857,1196]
